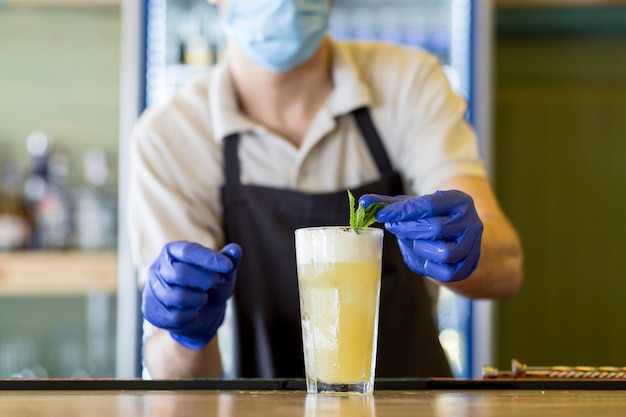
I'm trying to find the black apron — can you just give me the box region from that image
[220,107,451,378]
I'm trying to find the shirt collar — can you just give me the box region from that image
[209,39,373,142]
[209,56,256,141]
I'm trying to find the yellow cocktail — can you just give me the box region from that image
[295,226,383,395]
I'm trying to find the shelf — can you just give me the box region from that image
[7,0,119,6]
[497,0,626,7]
[0,251,117,296]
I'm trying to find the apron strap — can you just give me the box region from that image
[352,107,394,175]
[223,133,241,187]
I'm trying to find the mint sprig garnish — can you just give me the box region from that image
[347,189,387,233]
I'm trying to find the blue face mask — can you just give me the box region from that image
[222,0,330,73]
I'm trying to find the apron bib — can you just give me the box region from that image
[220,107,451,378]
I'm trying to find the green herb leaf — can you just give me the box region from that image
[348,189,356,229]
[362,202,388,228]
[347,189,388,233]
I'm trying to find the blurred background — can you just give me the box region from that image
[0,0,625,379]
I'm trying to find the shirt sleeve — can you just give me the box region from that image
[377,50,488,196]
[127,104,226,288]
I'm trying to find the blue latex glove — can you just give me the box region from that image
[359,190,483,283]
[142,241,242,350]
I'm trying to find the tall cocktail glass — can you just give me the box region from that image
[295,226,383,395]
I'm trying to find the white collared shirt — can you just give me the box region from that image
[128,39,487,284]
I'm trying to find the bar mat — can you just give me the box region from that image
[1,378,626,391]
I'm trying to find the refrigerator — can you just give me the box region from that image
[117,0,494,379]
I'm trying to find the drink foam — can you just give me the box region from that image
[295,226,383,265]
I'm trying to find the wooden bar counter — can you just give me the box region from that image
[1,378,626,416]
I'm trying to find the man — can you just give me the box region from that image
[129,0,523,379]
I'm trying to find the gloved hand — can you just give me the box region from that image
[142,241,242,350]
[359,190,483,283]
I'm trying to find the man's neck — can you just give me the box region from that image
[227,38,334,147]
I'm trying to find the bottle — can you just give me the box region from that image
[351,8,377,41]
[328,9,352,41]
[0,151,31,251]
[377,7,403,44]
[42,144,74,249]
[73,147,117,251]
[401,7,429,50]
[23,132,73,250]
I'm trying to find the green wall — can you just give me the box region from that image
[0,5,121,185]
[0,5,121,378]
[493,8,626,369]
[0,295,116,378]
